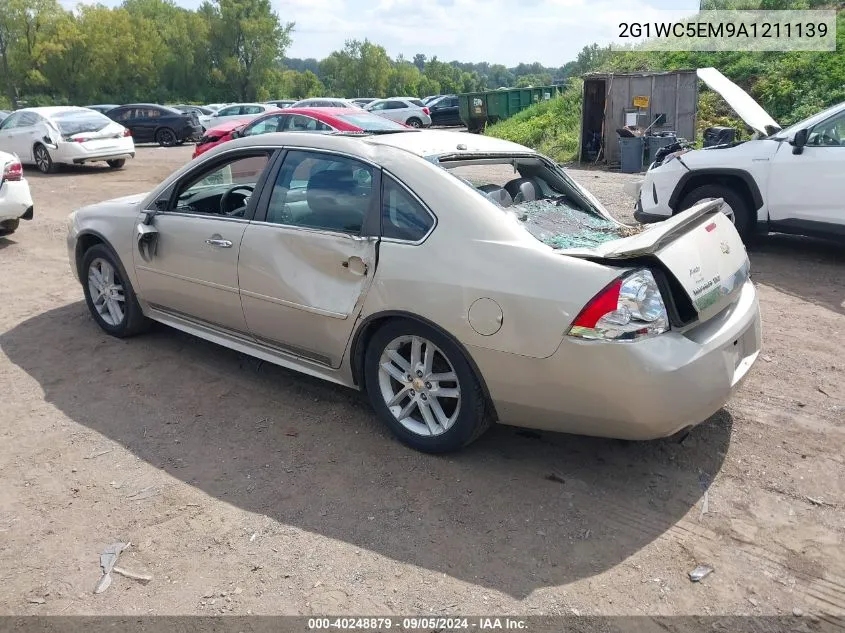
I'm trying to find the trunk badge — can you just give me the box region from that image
[720,242,731,254]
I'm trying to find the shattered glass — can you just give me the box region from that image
[507,199,643,250]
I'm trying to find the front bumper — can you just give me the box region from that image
[0,178,35,222]
[469,280,761,440]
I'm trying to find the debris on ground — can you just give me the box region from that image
[28,597,46,605]
[806,496,835,508]
[792,607,804,617]
[545,472,566,484]
[84,449,113,459]
[127,486,158,501]
[113,566,152,584]
[688,565,714,582]
[94,542,130,594]
[699,490,710,521]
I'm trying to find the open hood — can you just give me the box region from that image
[696,67,781,137]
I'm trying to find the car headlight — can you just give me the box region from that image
[568,269,669,342]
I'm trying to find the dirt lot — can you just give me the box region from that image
[0,145,843,620]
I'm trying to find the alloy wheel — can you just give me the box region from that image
[377,335,461,437]
[35,146,51,173]
[87,258,126,326]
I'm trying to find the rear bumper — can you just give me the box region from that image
[0,178,34,222]
[54,139,136,165]
[72,152,135,164]
[470,280,761,440]
[181,125,203,142]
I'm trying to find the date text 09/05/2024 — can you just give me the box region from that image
[307,617,528,630]
[618,21,828,39]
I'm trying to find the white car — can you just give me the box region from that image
[0,107,134,174]
[199,103,280,130]
[365,99,431,128]
[290,98,362,109]
[632,67,845,242]
[0,150,34,236]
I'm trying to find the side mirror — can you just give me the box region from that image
[230,130,241,139]
[791,128,808,155]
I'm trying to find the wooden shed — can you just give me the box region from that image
[579,70,699,166]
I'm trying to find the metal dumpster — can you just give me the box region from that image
[458,85,564,133]
[618,136,645,173]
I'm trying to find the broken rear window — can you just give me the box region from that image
[439,158,640,250]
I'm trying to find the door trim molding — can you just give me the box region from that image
[136,265,239,294]
[240,288,348,319]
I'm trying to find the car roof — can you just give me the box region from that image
[14,106,96,116]
[225,128,533,159]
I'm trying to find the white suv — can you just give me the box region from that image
[632,68,845,242]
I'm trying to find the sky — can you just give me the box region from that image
[60,0,702,67]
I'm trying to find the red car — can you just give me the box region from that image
[192,107,409,158]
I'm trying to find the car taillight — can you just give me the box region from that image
[3,160,23,181]
[422,107,430,115]
[568,269,669,342]
[123,128,132,137]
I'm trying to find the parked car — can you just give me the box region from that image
[0,111,9,124]
[192,107,409,158]
[107,104,202,147]
[290,98,360,109]
[0,107,134,173]
[264,100,296,109]
[351,98,378,107]
[0,150,34,235]
[204,103,229,112]
[365,98,431,128]
[67,130,760,453]
[427,94,461,126]
[85,104,121,114]
[172,104,215,117]
[198,103,280,130]
[631,67,845,242]
[422,95,443,105]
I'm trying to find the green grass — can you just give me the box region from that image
[485,80,584,163]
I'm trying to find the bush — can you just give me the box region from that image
[485,80,583,163]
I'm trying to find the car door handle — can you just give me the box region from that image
[205,238,232,248]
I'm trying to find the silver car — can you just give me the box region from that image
[365,98,432,128]
[66,130,761,453]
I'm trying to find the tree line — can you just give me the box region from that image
[0,0,569,109]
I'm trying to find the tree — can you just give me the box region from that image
[319,39,391,97]
[387,61,421,96]
[412,53,426,71]
[204,0,294,101]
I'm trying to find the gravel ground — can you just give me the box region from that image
[0,145,843,621]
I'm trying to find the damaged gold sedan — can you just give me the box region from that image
[66,130,761,453]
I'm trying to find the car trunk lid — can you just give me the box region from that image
[563,199,750,323]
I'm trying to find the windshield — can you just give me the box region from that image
[54,109,113,135]
[439,158,640,249]
[335,113,408,131]
[772,102,845,139]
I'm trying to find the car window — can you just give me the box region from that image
[408,99,425,108]
[368,101,387,111]
[173,153,271,216]
[112,109,134,122]
[15,112,39,127]
[287,115,332,131]
[264,150,374,233]
[449,97,459,107]
[387,101,407,110]
[0,112,22,129]
[218,106,240,116]
[244,114,286,136]
[808,110,845,147]
[243,105,263,115]
[381,175,434,241]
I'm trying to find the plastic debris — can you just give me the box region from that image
[113,566,152,584]
[688,564,714,582]
[793,607,804,617]
[94,542,130,594]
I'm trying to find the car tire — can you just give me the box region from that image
[364,319,491,453]
[106,159,125,169]
[679,184,752,239]
[0,219,20,236]
[406,117,423,128]
[81,244,150,338]
[33,144,55,174]
[156,128,178,147]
